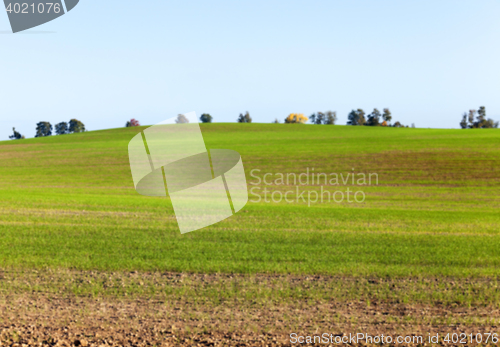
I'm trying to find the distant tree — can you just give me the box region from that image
[200,113,213,123]
[476,106,497,128]
[237,111,252,123]
[411,123,416,128]
[382,108,392,125]
[484,119,499,128]
[273,118,280,123]
[392,121,404,128]
[9,127,24,140]
[315,112,325,124]
[175,114,189,124]
[309,113,316,124]
[55,122,69,135]
[347,109,366,126]
[477,106,486,123]
[470,108,486,128]
[69,119,86,133]
[460,113,468,129]
[463,106,498,129]
[284,113,308,124]
[366,108,381,126]
[35,122,52,137]
[311,111,336,125]
[126,118,140,127]
[325,111,337,125]
[467,110,476,127]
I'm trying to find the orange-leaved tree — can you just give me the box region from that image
[284,113,308,124]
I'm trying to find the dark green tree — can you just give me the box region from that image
[200,113,213,123]
[35,122,52,137]
[476,106,496,128]
[467,110,476,127]
[69,119,86,133]
[55,122,69,135]
[382,108,392,124]
[325,111,337,125]
[347,109,366,126]
[309,113,316,124]
[477,106,486,122]
[464,107,497,128]
[237,111,252,123]
[9,127,24,140]
[367,108,381,126]
[471,108,486,128]
[459,113,468,129]
[315,112,325,124]
[484,119,498,128]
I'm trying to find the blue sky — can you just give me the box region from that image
[1,0,499,139]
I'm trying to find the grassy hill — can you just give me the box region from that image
[0,124,499,276]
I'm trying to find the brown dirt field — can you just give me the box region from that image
[1,271,499,346]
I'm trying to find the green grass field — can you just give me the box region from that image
[1,124,499,277]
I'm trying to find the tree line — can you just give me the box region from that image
[193,109,403,126]
[345,108,414,127]
[278,108,413,127]
[200,112,250,123]
[459,106,498,129]
[8,107,499,140]
[9,119,86,139]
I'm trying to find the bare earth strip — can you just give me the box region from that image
[1,270,499,346]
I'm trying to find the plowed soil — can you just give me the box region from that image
[1,271,499,346]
